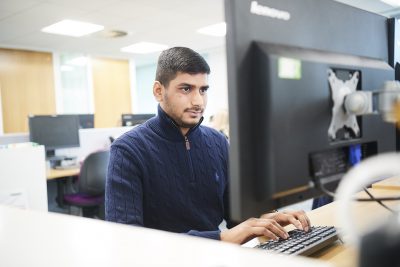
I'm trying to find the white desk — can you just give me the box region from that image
[0,205,330,267]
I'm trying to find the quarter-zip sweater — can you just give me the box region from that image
[105,105,232,240]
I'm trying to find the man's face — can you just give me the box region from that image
[155,72,209,130]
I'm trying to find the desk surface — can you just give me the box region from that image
[0,205,329,267]
[46,168,80,180]
[2,186,398,266]
[372,176,400,190]
[306,188,400,267]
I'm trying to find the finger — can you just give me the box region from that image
[304,214,311,230]
[257,219,289,239]
[266,221,289,239]
[286,215,303,230]
[249,219,289,239]
[250,226,279,240]
[293,211,311,231]
[296,213,310,232]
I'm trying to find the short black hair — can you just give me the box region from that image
[155,47,210,87]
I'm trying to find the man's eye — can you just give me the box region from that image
[200,88,208,94]
[181,87,190,92]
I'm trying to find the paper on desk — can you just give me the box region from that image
[0,189,28,209]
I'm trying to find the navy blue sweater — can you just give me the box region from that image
[105,105,232,240]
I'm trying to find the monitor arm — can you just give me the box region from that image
[328,69,400,141]
[343,80,400,123]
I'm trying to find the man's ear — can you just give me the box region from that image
[153,81,163,102]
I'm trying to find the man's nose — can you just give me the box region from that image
[191,90,204,106]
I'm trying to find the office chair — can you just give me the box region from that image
[63,150,110,219]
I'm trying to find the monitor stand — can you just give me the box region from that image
[46,150,66,168]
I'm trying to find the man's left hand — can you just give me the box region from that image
[260,210,311,232]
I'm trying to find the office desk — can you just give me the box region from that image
[46,168,80,207]
[0,205,329,267]
[46,168,80,180]
[372,176,400,190]
[306,188,400,267]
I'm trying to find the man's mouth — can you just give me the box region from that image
[186,108,203,116]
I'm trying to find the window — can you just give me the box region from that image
[54,53,93,114]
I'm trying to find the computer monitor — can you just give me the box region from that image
[121,114,155,126]
[388,18,400,152]
[78,114,95,129]
[225,0,397,221]
[28,115,80,158]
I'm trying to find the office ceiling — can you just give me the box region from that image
[0,0,399,66]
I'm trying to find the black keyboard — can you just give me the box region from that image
[255,226,338,256]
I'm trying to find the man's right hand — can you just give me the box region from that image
[220,217,289,245]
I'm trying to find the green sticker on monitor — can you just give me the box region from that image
[278,57,302,79]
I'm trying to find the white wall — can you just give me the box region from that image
[203,46,229,125]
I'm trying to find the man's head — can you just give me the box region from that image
[153,47,210,134]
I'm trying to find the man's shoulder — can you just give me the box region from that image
[113,124,151,148]
[199,125,228,142]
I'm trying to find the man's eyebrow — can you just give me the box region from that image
[177,83,209,89]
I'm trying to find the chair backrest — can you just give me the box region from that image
[78,150,110,195]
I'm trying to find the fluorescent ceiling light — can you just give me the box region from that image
[41,20,104,37]
[121,42,168,54]
[197,22,226,37]
[381,0,400,7]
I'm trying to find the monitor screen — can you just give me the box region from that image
[28,115,80,151]
[225,0,397,221]
[121,114,155,126]
[78,114,95,129]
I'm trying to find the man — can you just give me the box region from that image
[106,47,310,244]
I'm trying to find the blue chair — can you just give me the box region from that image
[63,150,109,219]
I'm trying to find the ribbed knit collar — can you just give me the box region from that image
[148,105,203,142]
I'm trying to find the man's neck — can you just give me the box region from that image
[180,127,190,136]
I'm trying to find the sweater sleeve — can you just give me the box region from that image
[186,230,221,240]
[222,137,240,229]
[105,143,144,226]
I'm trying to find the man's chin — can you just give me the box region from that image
[180,119,200,128]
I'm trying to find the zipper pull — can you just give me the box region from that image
[184,136,190,150]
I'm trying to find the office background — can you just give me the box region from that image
[0,0,228,134]
[1,0,398,135]
[1,1,400,266]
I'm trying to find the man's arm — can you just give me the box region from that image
[186,230,221,240]
[105,144,144,225]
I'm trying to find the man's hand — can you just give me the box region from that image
[220,217,289,244]
[260,210,311,232]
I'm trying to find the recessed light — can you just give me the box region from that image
[197,22,226,37]
[120,42,168,54]
[381,0,400,7]
[41,20,104,37]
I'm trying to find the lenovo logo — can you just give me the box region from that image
[250,1,291,21]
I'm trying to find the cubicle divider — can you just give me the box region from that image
[0,144,47,211]
[0,133,29,145]
[0,126,134,163]
[57,126,134,162]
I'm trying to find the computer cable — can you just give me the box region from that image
[362,187,395,213]
[316,176,400,206]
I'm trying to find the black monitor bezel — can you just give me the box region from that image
[28,114,80,151]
